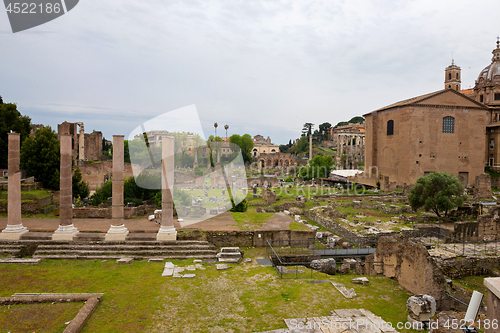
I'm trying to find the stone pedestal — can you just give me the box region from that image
[157,225,177,241]
[53,134,78,241]
[157,136,176,241]
[0,133,28,240]
[105,224,129,241]
[52,224,79,240]
[105,135,128,241]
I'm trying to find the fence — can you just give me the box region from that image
[411,229,500,257]
[266,238,380,279]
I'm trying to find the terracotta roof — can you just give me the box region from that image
[364,88,486,116]
[460,88,474,95]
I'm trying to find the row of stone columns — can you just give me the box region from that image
[337,133,365,155]
[0,133,176,242]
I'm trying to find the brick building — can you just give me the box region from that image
[362,40,500,188]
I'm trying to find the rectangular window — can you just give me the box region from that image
[495,93,500,101]
[480,95,484,102]
[491,139,495,150]
[443,116,455,133]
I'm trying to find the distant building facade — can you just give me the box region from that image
[252,135,280,158]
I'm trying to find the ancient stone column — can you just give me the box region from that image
[0,133,28,240]
[193,141,198,168]
[78,123,85,164]
[309,134,312,161]
[105,135,129,241]
[339,134,344,155]
[157,136,177,241]
[53,134,79,240]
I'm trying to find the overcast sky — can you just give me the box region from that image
[1,0,500,144]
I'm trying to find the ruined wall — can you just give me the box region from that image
[72,207,136,219]
[304,209,360,239]
[84,131,102,161]
[476,205,500,240]
[475,173,493,198]
[435,256,500,279]
[372,234,446,301]
[451,221,480,241]
[79,161,135,192]
[204,230,314,247]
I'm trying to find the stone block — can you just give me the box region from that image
[117,258,133,264]
[149,258,164,263]
[216,264,230,270]
[351,277,369,285]
[407,294,436,322]
[310,258,336,275]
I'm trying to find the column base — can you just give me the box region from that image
[0,224,28,240]
[52,224,79,241]
[156,225,177,241]
[105,224,129,241]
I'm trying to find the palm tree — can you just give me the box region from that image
[214,122,218,137]
[224,124,229,140]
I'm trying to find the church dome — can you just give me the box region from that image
[476,40,500,84]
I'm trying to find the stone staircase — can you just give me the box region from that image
[0,243,24,256]
[0,238,217,260]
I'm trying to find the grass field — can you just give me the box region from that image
[0,248,422,333]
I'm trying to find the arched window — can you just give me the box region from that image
[443,116,455,133]
[448,73,451,80]
[456,73,459,79]
[387,120,394,136]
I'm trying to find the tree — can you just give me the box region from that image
[72,167,90,200]
[214,122,218,137]
[124,140,131,163]
[239,134,253,163]
[291,136,308,156]
[224,124,229,139]
[299,154,333,180]
[408,172,468,217]
[334,121,348,128]
[302,123,314,136]
[318,122,332,141]
[20,126,60,190]
[349,116,365,124]
[0,102,31,168]
[91,180,112,206]
[102,138,112,157]
[228,133,253,163]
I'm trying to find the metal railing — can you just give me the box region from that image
[266,239,381,279]
[411,230,500,257]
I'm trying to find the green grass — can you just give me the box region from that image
[0,301,83,332]
[0,250,425,332]
[0,189,52,200]
[289,221,311,231]
[453,275,489,297]
[231,207,274,230]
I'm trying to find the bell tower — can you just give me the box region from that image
[445,59,461,91]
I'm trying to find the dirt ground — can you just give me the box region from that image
[0,211,294,233]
